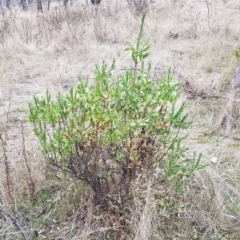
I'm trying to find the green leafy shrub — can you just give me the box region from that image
[29,12,203,209]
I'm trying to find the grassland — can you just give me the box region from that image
[0,0,240,239]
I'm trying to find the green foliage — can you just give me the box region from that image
[126,11,150,67]
[29,12,203,208]
[234,47,240,61]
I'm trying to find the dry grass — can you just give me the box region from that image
[0,0,240,239]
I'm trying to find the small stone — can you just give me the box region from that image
[211,157,218,164]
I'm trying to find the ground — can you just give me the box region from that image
[0,0,240,239]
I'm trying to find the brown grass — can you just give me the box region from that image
[0,0,240,239]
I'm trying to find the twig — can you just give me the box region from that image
[0,207,28,240]
[182,79,227,100]
[204,0,210,28]
[20,119,36,205]
[0,134,13,201]
[0,92,13,201]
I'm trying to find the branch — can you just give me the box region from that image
[0,207,28,240]
[204,0,210,28]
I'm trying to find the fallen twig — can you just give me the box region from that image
[204,0,210,28]
[0,207,28,240]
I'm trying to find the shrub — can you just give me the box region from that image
[29,12,203,210]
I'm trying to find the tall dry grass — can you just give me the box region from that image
[0,0,240,239]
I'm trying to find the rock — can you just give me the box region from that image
[211,157,218,164]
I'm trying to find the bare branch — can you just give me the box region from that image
[0,207,28,240]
